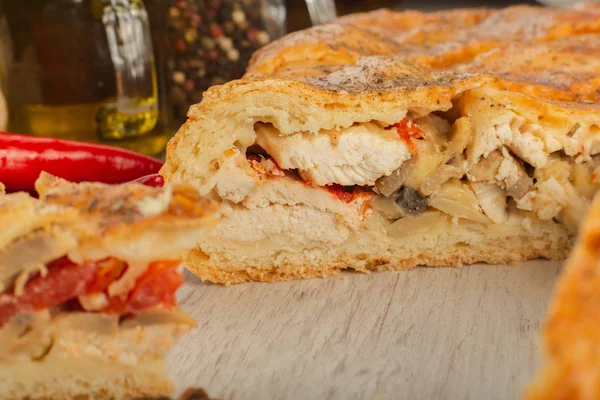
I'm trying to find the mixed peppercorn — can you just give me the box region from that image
[166,0,274,121]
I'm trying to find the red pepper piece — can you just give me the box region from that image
[0,132,164,192]
[85,258,128,294]
[131,173,165,187]
[327,184,355,203]
[389,119,425,154]
[0,257,177,327]
[0,258,96,327]
[102,260,183,314]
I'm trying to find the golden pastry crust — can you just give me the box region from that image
[0,190,77,251]
[454,35,600,102]
[335,8,493,47]
[1,311,195,400]
[528,194,600,400]
[246,5,600,81]
[36,172,217,240]
[3,360,174,400]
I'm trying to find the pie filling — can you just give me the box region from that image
[206,96,600,235]
[0,256,183,329]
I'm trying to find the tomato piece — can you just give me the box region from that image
[14,258,95,310]
[0,257,128,327]
[0,300,18,327]
[0,258,182,327]
[127,260,183,312]
[327,184,355,203]
[102,260,183,314]
[85,258,127,294]
[0,258,96,326]
[101,294,128,314]
[390,119,425,154]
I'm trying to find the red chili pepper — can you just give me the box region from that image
[0,132,164,192]
[132,173,165,187]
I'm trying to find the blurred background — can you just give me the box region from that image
[0,0,544,155]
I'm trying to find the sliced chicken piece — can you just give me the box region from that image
[255,122,412,186]
[466,112,548,168]
[534,154,572,183]
[516,177,568,220]
[505,118,548,168]
[470,182,508,223]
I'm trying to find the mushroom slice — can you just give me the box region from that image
[403,137,446,189]
[374,157,417,197]
[429,179,490,224]
[401,117,472,196]
[469,182,508,223]
[395,187,429,215]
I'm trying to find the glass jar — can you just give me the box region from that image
[145,0,286,122]
[0,0,172,155]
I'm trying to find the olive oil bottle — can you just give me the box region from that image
[0,0,173,155]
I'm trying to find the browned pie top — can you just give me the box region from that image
[35,173,216,239]
[243,3,600,104]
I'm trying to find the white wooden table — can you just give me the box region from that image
[167,261,562,400]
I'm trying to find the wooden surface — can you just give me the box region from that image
[168,261,562,400]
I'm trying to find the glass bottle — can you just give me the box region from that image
[0,0,172,155]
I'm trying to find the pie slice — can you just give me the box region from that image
[527,193,600,400]
[161,4,600,285]
[0,173,216,399]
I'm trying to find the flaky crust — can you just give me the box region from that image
[245,4,600,98]
[35,172,216,239]
[0,191,77,250]
[2,359,173,400]
[1,310,195,400]
[527,195,600,400]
